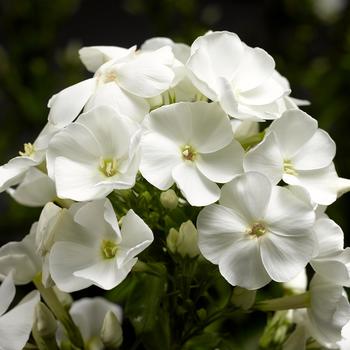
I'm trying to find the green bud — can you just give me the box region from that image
[160,189,178,210]
[100,311,123,348]
[53,286,73,310]
[166,221,200,258]
[35,302,57,337]
[231,287,256,310]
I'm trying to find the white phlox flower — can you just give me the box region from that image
[285,274,350,349]
[0,273,40,350]
[57,297,122,349]
[0,224,41,285]
[0,122,59,193]
[7,167,56,207]
[139,101,244,206]
[186,31,290,121]
[283,269,308,295]
[49,44,176,128]
[47,105,142,201]
[49,199,153,292]
[244,108,350,205]
[197,172,316,290]
[311,217,350,287]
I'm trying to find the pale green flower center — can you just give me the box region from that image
[101,239,118,259]
[19,142,35,157]
[283,159,298,176]
[99,157,118,177]
[181,144,197,161]
[248,222,266,238]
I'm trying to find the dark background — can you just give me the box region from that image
[1,0,350,244]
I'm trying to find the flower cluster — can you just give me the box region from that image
[0,30,350,349]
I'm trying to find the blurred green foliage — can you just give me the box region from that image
[0,0,350,241]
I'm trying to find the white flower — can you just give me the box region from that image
[0,122,59,193]
[49,45,175,128]
[283,269,308,295]
[197,172,315,290]
[0,273,40,350]
[47,105,141,201]
[7,167,56,207]
[0,224,41,284]
[49,199,153,292]
[244,109,350,204]
[311,217,350,287]
[140,101,244,206]
[57,297,122,349]
[186,31,290,120]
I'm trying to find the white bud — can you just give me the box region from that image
[160,189,178,209]
[100,310,123,348]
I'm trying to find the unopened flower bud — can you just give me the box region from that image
[160,189,178,210]
[231,287,256,310]
[167,221,200,258]
[35,302,57,337]
[100,310,123,348]
[54,286,73,310]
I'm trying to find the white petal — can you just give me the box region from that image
[220,172,272,222]
[238,75,286,106]
[79,46,134,72]
[269,109,318,159]
[283,324,307,350]
[216,77,240,118]
[8,168,56,207]
[0,290,40,350]
[74,258,136,290]
[172,162,220,206]
[0,274,15,317]
[243,132,284,185]
[197,204,248,264]
[84,83,149,123]
[265,186,315,236]
[119,210,153,263]
[116,47,174,97]
[49,241,97,292]
[54,157,110,201]
[219,238,271,290]
[196,140,244,183]
[48,78,95,128]
[291,129,336,170]
[234,46,275,92]
[260,233,314,282]
[139,132,181,190]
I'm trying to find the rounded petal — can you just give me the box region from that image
[49,241,97,292]
[197,204,248,264]
[291,129,336,170]
[48,78,96,128]
[243,132,284,185]
[172,162,220,206]
[219,238,271,290]
[264,186,316,236]
[260,233,314,282]
[234,46,275,92]
[116,47,175,98]
[269,109,318,159]
[0,274,15,317]
[85,83,149,123]
[196,140,244,183]
[0,290,40,350]
[139,132,181,190]
[220,172,272,222]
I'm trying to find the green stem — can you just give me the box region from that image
[254,292,310,312]
[33,275,84,349]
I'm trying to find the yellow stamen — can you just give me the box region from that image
[19,143,35,157]
[181,145,197,161]
[247,222,266,238]
[99,157,118,177]
[283,160,298,176]
[101,240,118,259]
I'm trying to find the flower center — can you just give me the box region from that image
[19,142,35,157]
[283,160,298,176]
[99,157,118,177]
[181,145,197,161]
[248,222,266,238]
[103,69,118,84]
[101,239,118,259]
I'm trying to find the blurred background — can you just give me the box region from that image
[1,0,350,244]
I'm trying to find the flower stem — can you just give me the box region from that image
[254,292,310,311]
[33,274,84,349]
